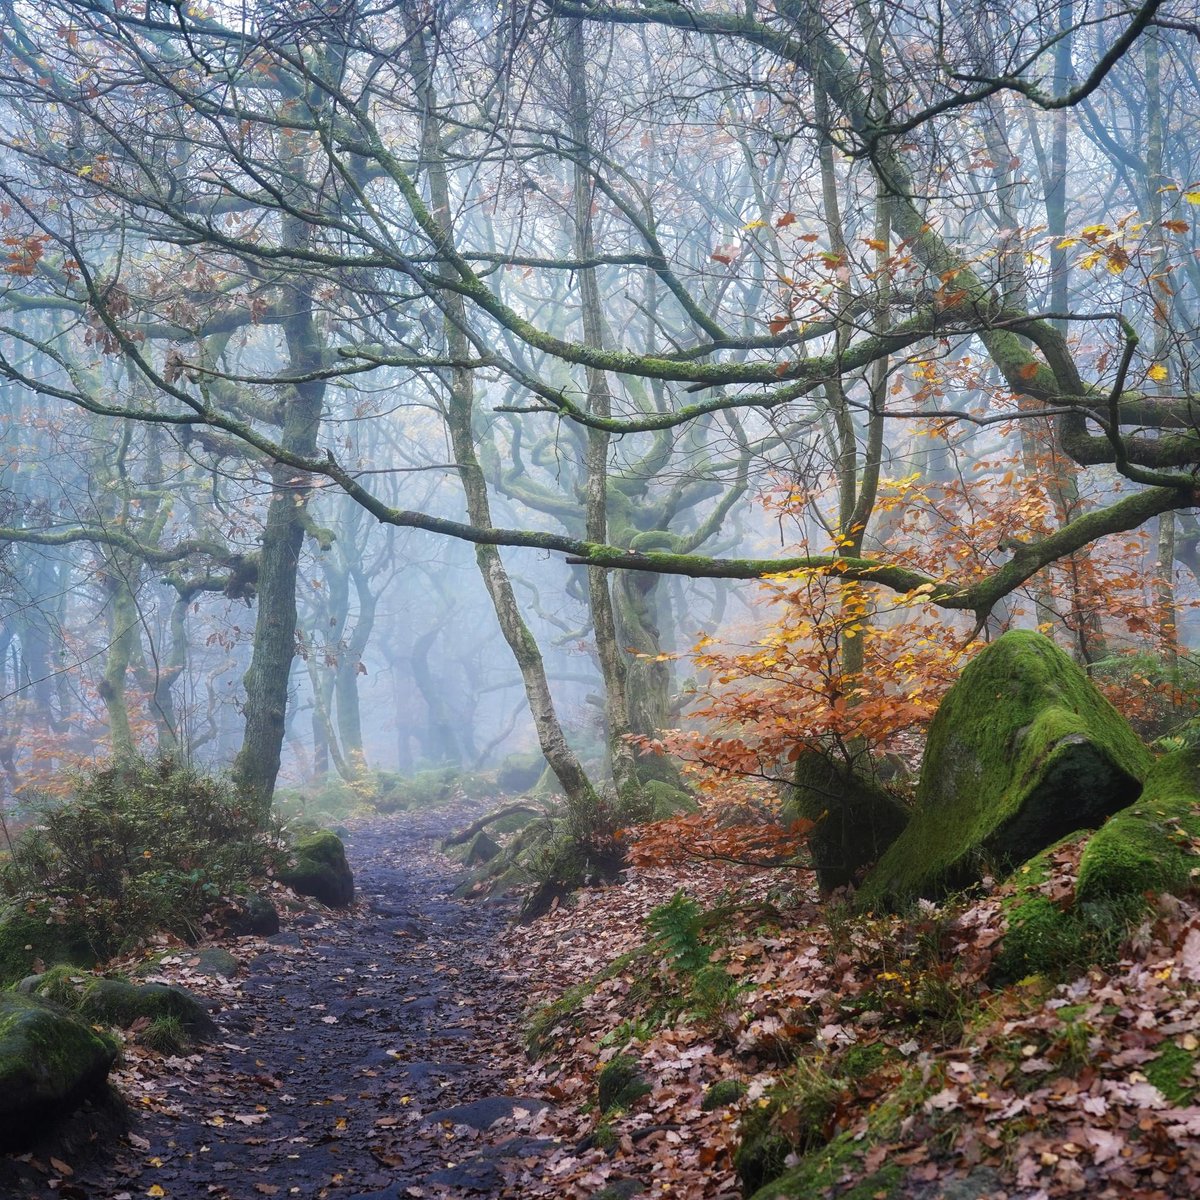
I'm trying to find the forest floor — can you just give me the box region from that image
[6,802,1200,1200]
[0,802,556,1200]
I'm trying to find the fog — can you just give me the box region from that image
[0,0,1196,805]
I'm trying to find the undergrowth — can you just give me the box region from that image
[1,755,282,952]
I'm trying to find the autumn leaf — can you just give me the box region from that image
[1017,362,1039,380]
[1148,363,1169,382]
[1184,190,1200,205]
[767,316,790,335]
[775,211,796,227]
[1163,219,1190,233]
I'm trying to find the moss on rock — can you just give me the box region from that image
[461,831,501,867]
[280,829,354,907]
[641,780,698,820]
[860,631,1149,909]
[0,906,97,987]
[1076,745,1200,902]
[498,750,546,794]
[30,968,216,1039]
[786,751,909,893]
[0,992,117,1151]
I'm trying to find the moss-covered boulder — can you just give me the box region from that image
[0,905,97,987]
[29,968,216,1039]
[860,631,1149,909]
[0,992,117,1150]
[786,751,908,893]
[280,829,354,907]
[1077,745,1200,902]
[461,830,501,867]
[498,750,546,794]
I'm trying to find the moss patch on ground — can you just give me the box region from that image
[860,631,1149,910]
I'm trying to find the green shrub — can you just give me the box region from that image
[1,756,281,953]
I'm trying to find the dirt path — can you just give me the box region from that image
[0,806,557,1200]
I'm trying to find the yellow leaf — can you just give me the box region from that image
[741,219,767,231]
[148,1188,167,1198]
[1056,237,1078,249]
[1148,363,1169,382]
[1185,191,1200,205]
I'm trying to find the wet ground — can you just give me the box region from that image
[0,807,557,1199]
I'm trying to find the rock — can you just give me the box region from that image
[462,830,501,866]
[1077,744,1200,902]
[859,631,1149,908]
[134,946,239,980]
[423,1095,547,1130]
[183,947,240,978]
[0,905,97,987]
[0,992,117,1151]
[497,750,545,793]
[786,751,908,893]
[30,969,217,1039]
[227,893,280,937]
[280,829,355,907]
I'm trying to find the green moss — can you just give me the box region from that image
[1077,746,1200,902]
[641,779,699,818]
[861,632,1149,910]
[992,835,1140,983]
[497,751,546,794]
[280,829,354,907]
[1145,1041,1198,1105]
[30,971,214,1038]
[701,1078,747,1111]
[597,1053,651,1113]
[787,751,909,893]
[735,1058,847,1194]
[0,992,117,1149]
[0,907,97,987]
[747,1128,903,1200]
[840,1041,893,1080]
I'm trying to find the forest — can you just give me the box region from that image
[2,0,1200,1197]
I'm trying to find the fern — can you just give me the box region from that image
[646,890,711,974]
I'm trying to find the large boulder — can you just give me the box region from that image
[0,992,117,1150]
[786,751,909,893]
[280,829,355,907]
[497,750,546,794]
[859,631,1149,909]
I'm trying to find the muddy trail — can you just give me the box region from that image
[0,805,557,1200]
